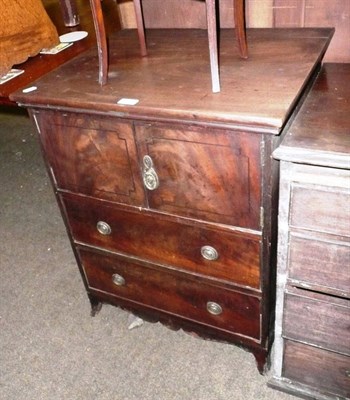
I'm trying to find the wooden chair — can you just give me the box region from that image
[89,0,248,93]
[59,0,80,27]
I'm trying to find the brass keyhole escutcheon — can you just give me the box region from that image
[142,155,159,191]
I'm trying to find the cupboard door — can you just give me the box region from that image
[34,111,146,206]
[135,122,262,229]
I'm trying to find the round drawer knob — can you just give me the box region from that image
[112,273,126,286]
[201,245,219,261]
[206,301,223,316]
[96,221,111,235]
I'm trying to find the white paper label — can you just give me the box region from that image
[22,86,37,93]
[117,98,139,106]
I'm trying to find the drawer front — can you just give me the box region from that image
[283,340,350,398]
[288,233,350,297]
[33,111,146,206]
[135,122,262,229]
[62,194,261,289]
[283,289,350,355]
[78,247,261,340]
[290,184,350,237]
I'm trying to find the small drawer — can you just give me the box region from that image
[288,233,350,297]
[283,340,350,399]
[290,184,350,237]
[78,247,261,340]
[62,193,261,289]
[283,287,350,355]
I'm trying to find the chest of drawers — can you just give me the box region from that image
[269,64,350,398]
[11,28,334,373]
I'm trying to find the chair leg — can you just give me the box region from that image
[58,0,80,27]
[133,0,148,57]
[206,0,220,93]
[89,0,108,85]
[234,0,248,59]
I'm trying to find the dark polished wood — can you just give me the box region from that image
[234,0,248,59]
[133,0,148,57]
[12,28,333,131]
[61,192,261,288]
[78,246,261,339]
[10,29,334,374]
[89,0,109,85]
[88,0,248,92]
[59,0,80,27]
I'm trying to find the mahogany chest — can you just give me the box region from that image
[11,28,333,373]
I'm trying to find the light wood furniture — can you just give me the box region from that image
[269,63,350,399]
[11,28,333,373]
[89,0,248,92]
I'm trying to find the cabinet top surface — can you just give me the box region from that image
[11,28,333,133]
[274,63,350,169]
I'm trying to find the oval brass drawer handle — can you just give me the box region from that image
[142,155,159,191]
[112,273,126,286]
[96,221,112,235]
[207,301,223,316]
[201,245,219,261]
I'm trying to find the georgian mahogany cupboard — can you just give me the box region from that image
[11,27,333,373]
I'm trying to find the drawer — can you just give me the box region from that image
[290,184,350,237]
[283,340,350,399]
[78,247,261,340]
[61,193,261,289]
[33,111,146,206]
[288,233,350,297]
[283,287,350,355]
[135,122,262,229]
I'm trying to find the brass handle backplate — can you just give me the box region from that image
[201,245,219,261]
[112,273,126,286]
[96,221,112,235]
[142,155,159,191]
[207,301,223,316]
